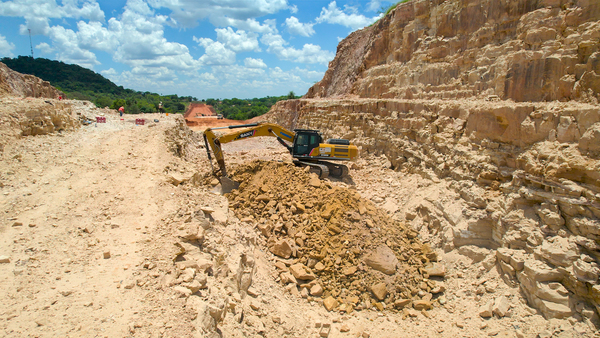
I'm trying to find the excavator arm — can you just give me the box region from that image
[203,122,295,191]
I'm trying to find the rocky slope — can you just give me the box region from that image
[259,0,600,326]
[307,0,600,103]
[0,62,63,99]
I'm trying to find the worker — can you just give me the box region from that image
[119,106,124,117]
[158,101,164,115]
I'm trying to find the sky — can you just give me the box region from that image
[0,0,391,99]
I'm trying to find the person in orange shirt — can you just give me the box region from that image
[119,106,124,117]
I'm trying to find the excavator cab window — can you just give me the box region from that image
[293,131,322,156]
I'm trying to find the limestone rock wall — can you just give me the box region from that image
[306,0,600,103]
[0,62,63,99]
[263,97,600,322]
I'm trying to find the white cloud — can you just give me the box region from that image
[244,57,267,68]
[148,0,288,29]
[76,21,118,52]
[63,0,104,21]
[210,17,276,34]
[293,67,324,80]
[285,16,315,37]
[261,33,334,64]
[0,0,104,22]
[19,17,50,35]
[24,0,198,72]
[100,68,117,76]
[216,27,260,53]
[194,37,236,66]
[36,42,53,54]
[316,1,382,31]
[108,4,198,71]
[125,0,154,16]
[0,34,15,57]
[366,0,382,12]
[46,25,100,68]
[289,5,298,14]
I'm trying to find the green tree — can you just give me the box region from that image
[111,99,126,110]
[125,102,141,114]
[95,96,113,108]
[287,91,296,99]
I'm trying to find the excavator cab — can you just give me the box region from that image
[292,130,322,157]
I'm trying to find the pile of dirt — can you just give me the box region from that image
[225,160,446,313]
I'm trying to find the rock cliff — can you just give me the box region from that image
[262,0,600,325]
[0,62,96,153]
[307,0,600,103]
[0,62,64,99]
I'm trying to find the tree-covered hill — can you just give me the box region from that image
[1,56,296,118]
[2,55,123,95]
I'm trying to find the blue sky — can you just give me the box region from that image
[0,0,390,99]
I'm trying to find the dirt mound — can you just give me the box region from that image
[225,160,445,313]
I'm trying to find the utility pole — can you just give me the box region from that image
[28,29,34,59]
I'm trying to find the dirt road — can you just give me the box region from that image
[0,112,202,336]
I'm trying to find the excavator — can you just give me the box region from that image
[203,122,358,192]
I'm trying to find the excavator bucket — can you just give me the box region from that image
[220,176,240,194]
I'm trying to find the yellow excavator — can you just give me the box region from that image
[203,122,358,192]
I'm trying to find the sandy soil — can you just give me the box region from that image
[0,108,596,338]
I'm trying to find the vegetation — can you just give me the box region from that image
[205,91,299,121]
[1,56,297,119]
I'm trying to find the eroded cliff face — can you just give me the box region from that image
[307,0,600,103]
[0,62,63,99]
[263,0,600,326]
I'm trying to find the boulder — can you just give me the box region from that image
[423,262,445,277]
[536,203,565,231]
[492,296,510,317]
[579,122,600,154]
[479,301,494,318]
[269,239,293,259]
[310,284,324,297]
[572,259,600,283]
[537,237,579,267]
[323,296,338,311]
[413,300,432,311]
[363,244,398,275]
[370,282,388,301]
[289,263,316,281]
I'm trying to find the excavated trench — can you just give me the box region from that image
[223,160,446,313]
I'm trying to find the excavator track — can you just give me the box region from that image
[294,160,349,179]
[322,161,349,178]
[294,160,330,179]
